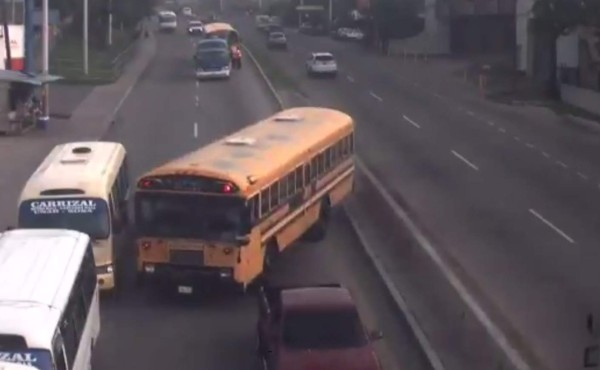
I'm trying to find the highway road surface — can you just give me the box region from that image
[72,24,429,370]
[234,14,600,370]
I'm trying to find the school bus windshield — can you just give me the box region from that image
[135,193,249,240]
[17,197,110,240]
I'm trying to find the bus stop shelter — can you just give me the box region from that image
[0,69,62,135]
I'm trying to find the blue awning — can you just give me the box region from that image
[0,70,63,85]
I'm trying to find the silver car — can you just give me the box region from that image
[306,52,337,77]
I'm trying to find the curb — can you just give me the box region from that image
[243,41,446,370]
[100,24,157,136]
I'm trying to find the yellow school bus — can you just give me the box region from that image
[204,22,240,45]
[17,141,130,292]
[134,107,355,291]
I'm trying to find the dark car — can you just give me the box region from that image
[257,283,383,370]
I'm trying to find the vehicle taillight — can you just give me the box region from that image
[223,247,233,255]
[142,241,151,250]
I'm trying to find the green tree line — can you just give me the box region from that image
[50,0,155,48]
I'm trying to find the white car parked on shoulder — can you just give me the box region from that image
[306,52,337,77]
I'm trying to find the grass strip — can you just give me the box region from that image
[50,30,136,85]
[243,38,298,92]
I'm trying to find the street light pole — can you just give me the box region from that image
[107,0,112,46]
[328,0,332,25]
[40,0,49,127]
[83,0,88,75]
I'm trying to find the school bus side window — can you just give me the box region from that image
[342,136,349,156]
[295,167,303,189]
[287,173,295,197]
[279,178,287,199]
[349,133,354,152]
[310,157,318,179]
[260,189,270,215]
[304,164,311,184]
[250,195,260,221]
[317,152,325,175]
[325,148,332,169]
[270,182,279,208]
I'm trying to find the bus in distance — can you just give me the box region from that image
[17,142,130,292]
[0,229,100,370]
[134,107,355,293]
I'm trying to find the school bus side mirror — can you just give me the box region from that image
[235,235,250,246]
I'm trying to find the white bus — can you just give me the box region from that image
[0,362,40,370]
[158,11,178,32]
[17,141,130,292]
[0,229,100,370]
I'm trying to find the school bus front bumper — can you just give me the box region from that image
[140,263,235,285]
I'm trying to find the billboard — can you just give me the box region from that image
[0,25,25,70]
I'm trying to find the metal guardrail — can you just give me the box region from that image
[50,38,139,82]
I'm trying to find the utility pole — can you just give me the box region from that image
[40,0,49,127]
[24,0,34,73]
[107,0,112,46]
[328,0,332,25]
[2,0,13,70]
[83,0,88,74]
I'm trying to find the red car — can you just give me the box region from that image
[257,283,383,370]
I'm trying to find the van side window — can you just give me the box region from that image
[52,334,67,370]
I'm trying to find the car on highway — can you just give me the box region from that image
[267,31,287,50]
[257,283,383,370]
[188,19,204,35]
[306,52,337,77]
[182,6,192,16]
[255,14,270,31]
[158,10,177,32]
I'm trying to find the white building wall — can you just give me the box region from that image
[556,31,579,68]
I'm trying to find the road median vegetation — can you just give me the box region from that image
[50,29,140,85]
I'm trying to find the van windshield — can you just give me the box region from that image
[0,350,54,370]
[18,197,111,239]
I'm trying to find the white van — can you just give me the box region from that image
[0,229,100,370]
[17,141,130,292]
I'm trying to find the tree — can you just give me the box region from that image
[531,0,600,97]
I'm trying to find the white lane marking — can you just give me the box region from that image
[369,91,383,102]
[529,209,575,244]
[466,110,475,116]
[347,75,355,82]
[433,92,443,98]
[487,120,495,126]
[195,80,199,88]
[356,159,532,370]
[498,127,506,133]
[451,150,479,171]
[542,151,550,158]
[514,136,521,141]
[193,122,198,138]
[402,114,421,129]
[556,161,568,169]
[577,172,589,180]
[525,143,535,149]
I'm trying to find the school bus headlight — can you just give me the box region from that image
[223,247,233,255]
[144,264,155,273]
[96,264,113,274]
[219,269,232,278]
